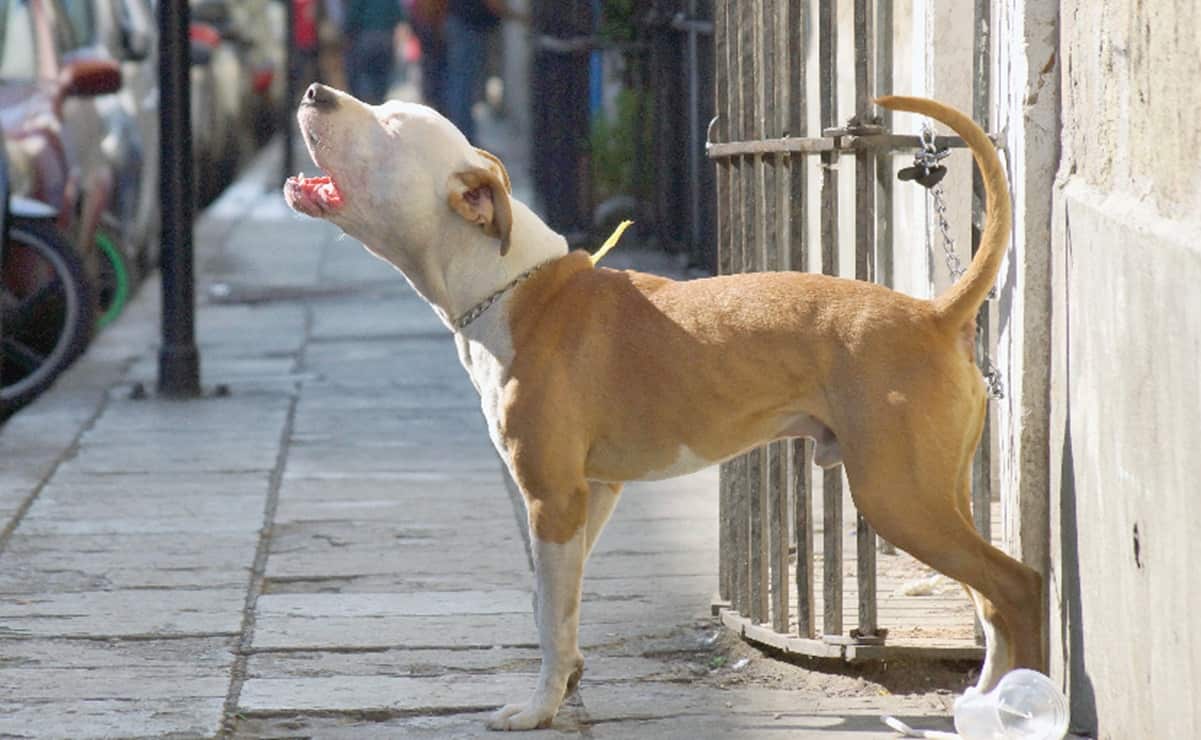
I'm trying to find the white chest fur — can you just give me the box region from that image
[453,299,516,462]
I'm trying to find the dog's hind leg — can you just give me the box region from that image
[585,482,622,558]
[840,410,1043,692]
[556,481,624,696]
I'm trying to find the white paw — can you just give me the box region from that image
[486,701,555,731]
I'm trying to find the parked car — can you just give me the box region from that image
[190,0,253,199]
[0,0,123,411]
[230,0,284,146]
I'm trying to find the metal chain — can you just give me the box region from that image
[917,124,1006,400]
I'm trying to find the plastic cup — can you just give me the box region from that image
[953,669,1070,740]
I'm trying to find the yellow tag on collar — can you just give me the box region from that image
[590,220,634,266]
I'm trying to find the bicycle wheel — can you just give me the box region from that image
[0,218,95,414]
[95,231,130,329]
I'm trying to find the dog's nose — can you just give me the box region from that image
[303,83,338,111]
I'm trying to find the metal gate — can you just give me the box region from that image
[709,0,996,661]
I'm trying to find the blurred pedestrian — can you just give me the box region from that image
[443,0,521,142]
[320,0,350,90]
[345,0,407,104]
[408,0,447,113]
[293,0,322,90]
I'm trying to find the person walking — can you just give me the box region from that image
[293,0,322,90]
[409,0,448,114]
[443,0,520,142]
[345,0,407,104]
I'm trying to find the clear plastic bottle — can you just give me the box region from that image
[953,669,1070,740]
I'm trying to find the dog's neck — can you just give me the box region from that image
[415,198,568,330]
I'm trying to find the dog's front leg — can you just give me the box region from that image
[488,525,586,731]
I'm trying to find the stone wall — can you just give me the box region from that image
[1046,2,1201,737]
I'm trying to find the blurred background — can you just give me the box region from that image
[0,0,716,416]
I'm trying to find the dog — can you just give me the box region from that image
[284,84,1043,730]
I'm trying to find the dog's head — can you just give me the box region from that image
[283,84,513,273]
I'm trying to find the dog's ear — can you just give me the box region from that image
[475,147,512,194]
[447,165,513,256]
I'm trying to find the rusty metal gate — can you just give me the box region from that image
[709,0,996,661]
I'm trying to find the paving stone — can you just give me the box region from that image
[274,472,504,500]
[309,295,445,340]
[251,611,538,650]
[269,518,523,548]
[257,590,532,619]
[0,589,248,638]
[264,569,533,595]
[30,472,273,501]
[0,532,259,592]
[263,540,527,582]
[16,493,265,535]
[296,385,480,411]
[580,550,720,580]
[3,666,230,702]
[232,710,576,739]
[0,697,227,739]
[238,673,535,714]
[579,682,950,723]
[79,393,292,434]
[245,646,541,679]
[586,714,917,739]
[1,635,235,669]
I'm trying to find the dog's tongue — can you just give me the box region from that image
[299,175,343,208]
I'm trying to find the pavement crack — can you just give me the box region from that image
[219,307,310,738]
[0,368,128,553]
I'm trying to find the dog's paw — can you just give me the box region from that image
[487,702,555,731]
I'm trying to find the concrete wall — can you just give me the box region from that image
[1046,2,1201,737]
[993,0,1057,601]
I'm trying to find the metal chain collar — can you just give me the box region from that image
[453,262,549,332]
[916,124,1005,400]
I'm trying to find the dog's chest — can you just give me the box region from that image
[453,309,514,459]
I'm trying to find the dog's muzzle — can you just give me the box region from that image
[302,83,339,112]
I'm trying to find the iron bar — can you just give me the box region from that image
[853,0,879,640]
[707,133,985,159]
[874,0,898,557]
[715,0,733,606]
[970,0,994,647]
[732,0,753,615]
[786,0,812,641]
[818,0,843,639]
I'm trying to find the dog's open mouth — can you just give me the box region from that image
[284,172,344,217]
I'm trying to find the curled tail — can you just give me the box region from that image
[875,95,1011,331]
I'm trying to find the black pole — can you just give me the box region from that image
[157,0,200,397]
[282,0,297,182]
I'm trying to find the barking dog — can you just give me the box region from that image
[284,84,1043,731]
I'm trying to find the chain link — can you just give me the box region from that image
[917,124,1005,400]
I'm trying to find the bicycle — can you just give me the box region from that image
[0,205,95,415]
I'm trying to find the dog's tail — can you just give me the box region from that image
[875,96,1010,332]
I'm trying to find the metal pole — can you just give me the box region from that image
[157,0,200,397]
[282,0,298,182]
[684,0,701,262]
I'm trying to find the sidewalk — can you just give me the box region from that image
[0,117,957,737]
